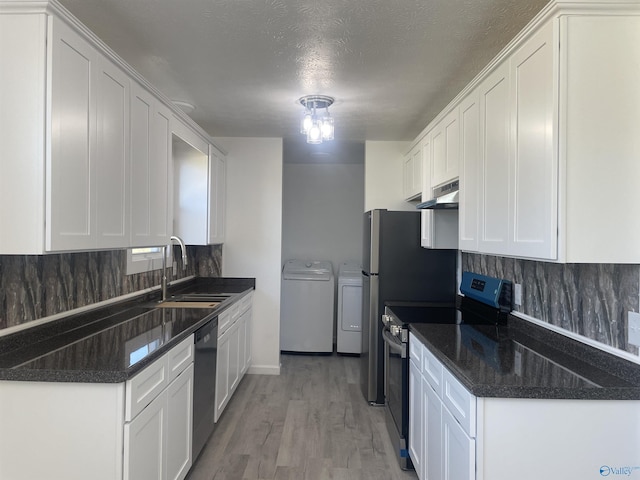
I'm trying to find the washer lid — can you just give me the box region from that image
[338,261,362,278]
[283,260,333,280]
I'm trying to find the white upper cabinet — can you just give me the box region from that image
[559,13,640,263]
[48,17,130,251]
[420,134,433,248]
[0,3,222,254]
[416,1,640,263]
[476,21,556,259]
[508,20,557,260]
[207,147,226,245]
[420,133,458,250]
[431,108,460,188]
[403,144,423,200]
[458,90,480,253]
[95,56,131,249]
[47,17,98,251]
[477,62,510,256]
[172,117,226,245]
[130,83,171,247]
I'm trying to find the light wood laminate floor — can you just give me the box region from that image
[187,354,418,480]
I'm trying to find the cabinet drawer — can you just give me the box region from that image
[238,292,252,315]
[409,332,422,367]
[168,335,194,383]
[125,354,169,421]
[442,368,476,438]
[422,345,444,398]
[218,308,233,335]
[230,302,241,322]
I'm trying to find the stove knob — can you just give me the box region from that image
[390,325,402,337]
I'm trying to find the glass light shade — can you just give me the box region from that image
[301,111,313,134]
[307,121,323,144]
[321,116,334,140]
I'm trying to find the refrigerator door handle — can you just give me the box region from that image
[370,209,380,274]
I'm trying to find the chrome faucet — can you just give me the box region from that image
[161,235,188,301]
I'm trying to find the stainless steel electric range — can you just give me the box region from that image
[381,271,512,470]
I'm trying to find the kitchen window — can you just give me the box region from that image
[126,247,164,274]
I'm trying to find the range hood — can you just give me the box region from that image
[416,179,459,210]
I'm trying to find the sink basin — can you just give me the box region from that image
[157,300,220,309]
[172,293,235,302]
[153,292,235,308]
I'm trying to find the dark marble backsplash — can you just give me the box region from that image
[0,245,222,331]
[462,253,640,355]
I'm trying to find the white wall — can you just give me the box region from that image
[364,141,412,211]
[215,137,283,375]
[282,163,364,272]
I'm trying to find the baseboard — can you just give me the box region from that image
[247,364,281,375]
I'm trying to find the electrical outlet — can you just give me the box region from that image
[514,283,522,306]
[628,312,640,347]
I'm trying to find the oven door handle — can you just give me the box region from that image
[382,329,406,358]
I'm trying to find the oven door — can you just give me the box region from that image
[383,328,406,438]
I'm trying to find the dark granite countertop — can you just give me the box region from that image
[408,314,640,400]
[0,277,255,383]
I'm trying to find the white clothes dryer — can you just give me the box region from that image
[337,261,363,354]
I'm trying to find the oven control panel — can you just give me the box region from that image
[460,271,512,312]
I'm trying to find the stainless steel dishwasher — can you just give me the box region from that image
[192,317,218,461]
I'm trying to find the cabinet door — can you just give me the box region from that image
[244,305,252,372]
[238,311,247,376]
[130,83,152,246]
[166,364,193,480]
[458,90,480,252]
[420,135,433,248]
[432,108,459,187]
[228,320,241,394]
[478,63,510,255]
[95,56,129,249]
[124,391,166,480]
[48,18,97,251]
[424,379,442,480]
[403,153,413,200]
[509,21,557,259]
[409,360,423,478]
[207,149,226,244]
[130,83,167,247]
[442,407,475,480]
[412,145,423,196]
[214,329,230,422]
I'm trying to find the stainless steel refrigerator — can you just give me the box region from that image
[360,209,456,405]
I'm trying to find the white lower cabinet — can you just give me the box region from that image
[410,333,474,480]
[423,377,442,480]
[408,332,640,480]
[408,359,423,476]
[124,388,166,480]
[0,335,194,480]
[124,340,194,480]
[166,364,194,480]
[228,319,241,394]
[441,406,474,480]
[215,293,253,422]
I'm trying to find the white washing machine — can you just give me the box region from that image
[280,259,335,353]
[337,261,363,354]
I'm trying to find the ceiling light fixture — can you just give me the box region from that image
[299,95,334,144]
[172,100,196,115]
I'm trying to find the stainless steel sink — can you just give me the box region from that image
[172,293,235,302]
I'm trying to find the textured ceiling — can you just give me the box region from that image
[58,0,550,143]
